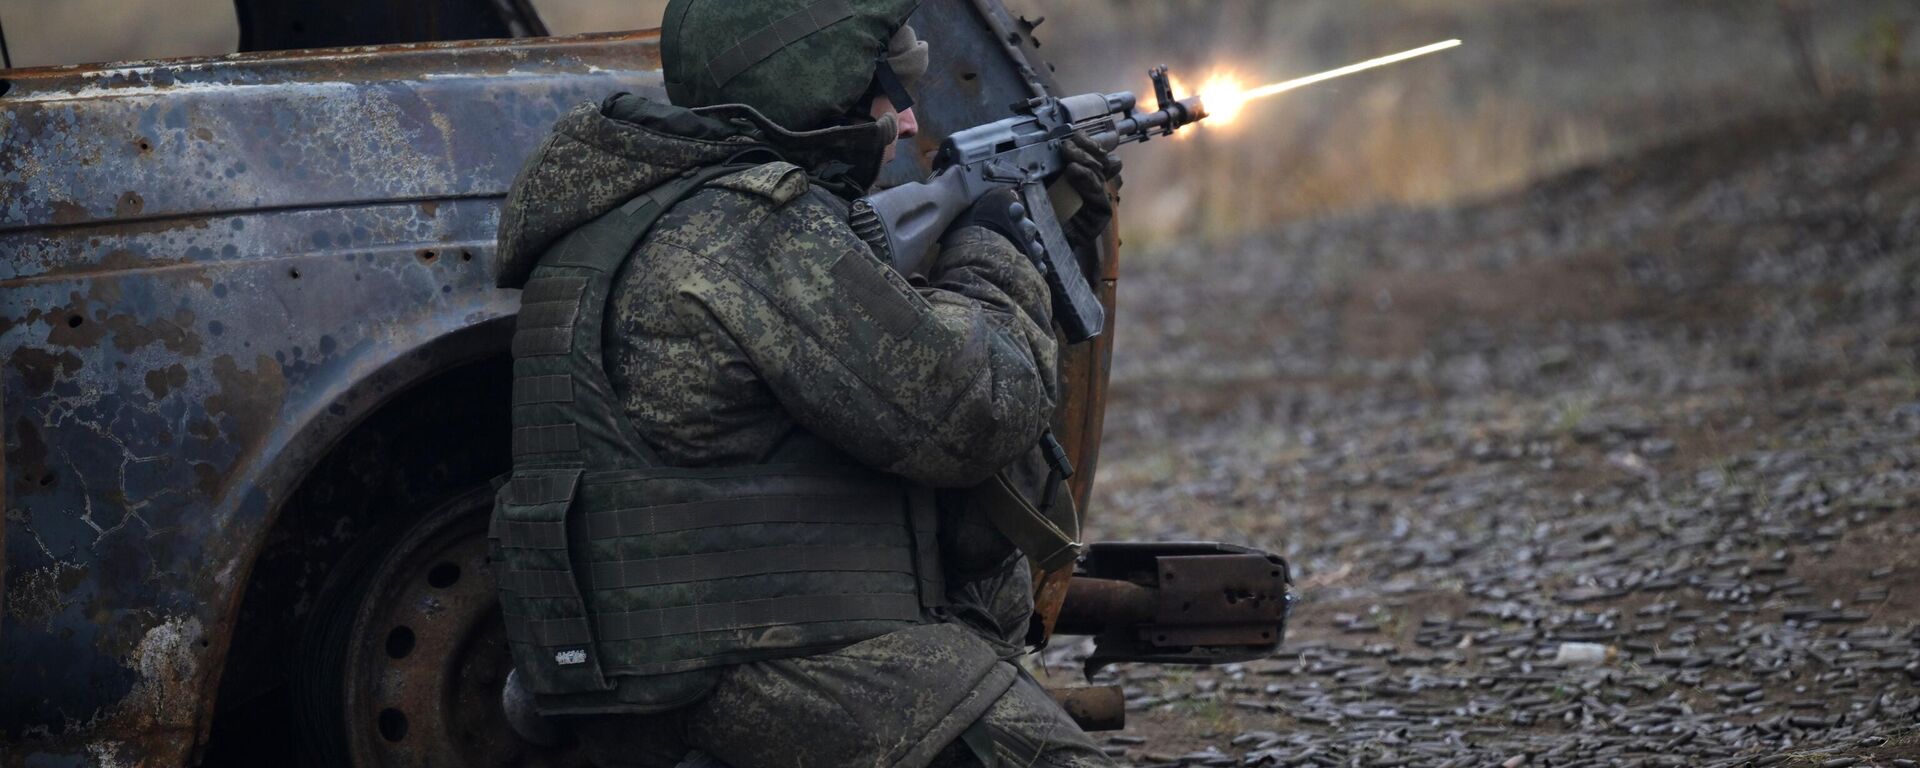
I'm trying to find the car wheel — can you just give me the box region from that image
[294,485,589,767]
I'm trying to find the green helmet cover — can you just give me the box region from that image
[662,0,920,132]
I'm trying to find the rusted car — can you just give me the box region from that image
[1,2,1287,765]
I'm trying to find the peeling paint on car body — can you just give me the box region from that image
[0,31,671,765]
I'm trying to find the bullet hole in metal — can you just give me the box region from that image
[378,709,408,742]
[417,249,438,264]
[459,250,473,262]
[961,72,977,81]
[67,314,84,328]
[39,472,56,487]
[137,139,152,153]
[289,268,301,279]
[386,626,415,659]
[427,562,461,589]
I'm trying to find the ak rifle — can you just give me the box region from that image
[851,66,1204,344]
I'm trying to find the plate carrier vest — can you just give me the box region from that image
[491,161,945,709]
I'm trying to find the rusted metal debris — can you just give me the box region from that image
[1045,684,1127,732]
[1065,543,1295,676]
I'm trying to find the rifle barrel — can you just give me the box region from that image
[1112,95,1207,144]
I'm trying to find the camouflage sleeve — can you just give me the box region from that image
[686,193,1058,488]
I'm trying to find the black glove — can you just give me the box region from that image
[943,187,1032,249]
[1058,132,1122,253]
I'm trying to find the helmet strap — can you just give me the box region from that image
[868,59,916,113]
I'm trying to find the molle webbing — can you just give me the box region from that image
[500,545,914,597]
[494,163,943,704]
[513,593,925,644]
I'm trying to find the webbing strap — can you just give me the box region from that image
[583,493,902,539]
[584,545,915,591]
[512,162,756,473]
[511,327,572,358]
[502,611,595,647]
[496,519,568,550]
[510,472,577,505]
[907,484,946,608]
[500,567,581,598]
[544,164,754,276]
[514,375,575,406]
[832,250,923,339]
[522,275,589,304]
[517,299,578,330]
[706,0,854,88]
[501,545,915,597]
[513,424,580,457]
[585,592,922,642]
[512,297,581,358]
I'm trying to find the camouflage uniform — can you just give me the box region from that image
[491,1,1119,764]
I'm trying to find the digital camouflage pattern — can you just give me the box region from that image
[496,93,897,289]
[604,182,1059,486]
[499,94,1059,486]
[568,561,1114,768]
[496,92,1117,766]
[661,0,920,132]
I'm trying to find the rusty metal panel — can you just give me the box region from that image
[1044,684,1125,732]
[1153,554,1292,627]
[1068,542,1294,674]
[0,32,667,765]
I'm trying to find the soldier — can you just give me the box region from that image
[489,0,1121,766]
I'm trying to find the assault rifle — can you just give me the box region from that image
[851,67,1206,344]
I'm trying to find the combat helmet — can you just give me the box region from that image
[661,0,928,132]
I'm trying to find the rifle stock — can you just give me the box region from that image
[850,166,978,279]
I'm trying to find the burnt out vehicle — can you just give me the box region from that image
[1,2,1289,765]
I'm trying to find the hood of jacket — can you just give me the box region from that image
[495,93,896,288]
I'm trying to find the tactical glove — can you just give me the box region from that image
[941,187,1030,249]
[1059,132,1123,253]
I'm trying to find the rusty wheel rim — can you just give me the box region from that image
[339,489,586,767]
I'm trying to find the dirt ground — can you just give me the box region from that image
[1045,93,1920,766]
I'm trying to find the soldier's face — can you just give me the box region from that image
[868,94,918,164]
